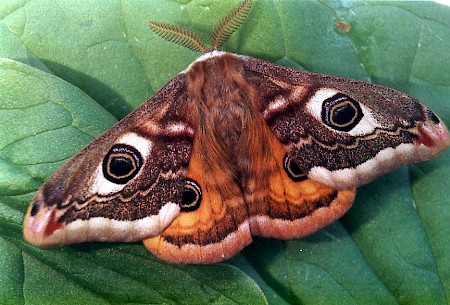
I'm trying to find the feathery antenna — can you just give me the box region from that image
[148,0,252,53]
[148,22,206,53]
[211,0,252,50]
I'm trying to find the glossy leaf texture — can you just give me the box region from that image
[1,1,449,304]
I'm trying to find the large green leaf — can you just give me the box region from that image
[1,1,449,304]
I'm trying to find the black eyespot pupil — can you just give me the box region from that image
[180,179,202,212]
[102,144,142,184]
[283,154,307,182]
[182,188,197,205]
[109,156,134,177]
[321,93,363,132]
[332,103,356,126]
[288,158,302,176]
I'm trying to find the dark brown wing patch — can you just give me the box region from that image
[24,75,199,246]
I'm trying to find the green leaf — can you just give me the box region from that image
[0,58,117,196]
[1,0,449,304]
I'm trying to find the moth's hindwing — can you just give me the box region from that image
[144,120,355,264]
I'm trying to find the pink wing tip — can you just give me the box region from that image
[414,110,450,152]
[23,195,64,247]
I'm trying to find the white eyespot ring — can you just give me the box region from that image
[89,133,153,195]
[305,88,381,136]
[180,179,202,212]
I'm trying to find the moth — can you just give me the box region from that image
[23,0,449,264]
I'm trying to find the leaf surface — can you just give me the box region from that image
[1,1,449,304]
